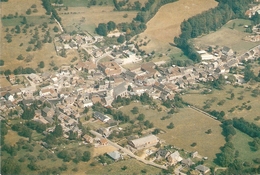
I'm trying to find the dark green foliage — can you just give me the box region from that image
[82,151,91,162]
[209,110,225,121]
[13,66,36,75]
[53,26,59,32]
[0,60,4,66]
[131,106,139,114]
[38,61,45,68]
[137,113,145,121]
[215,142,235,166]
[1,157,21,175]
[52,124,63,137]
[21,107,35,120]
[107,21,116,31]
[117,35,125,43]
[233,117,260,138]
[25,121,46,133]
[96,23,107,36]
[26,8,32,15]
[11,123,32,138]
[17,54,24,60]
[167,122,174,129]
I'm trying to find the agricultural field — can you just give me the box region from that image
[193,19,260,55]
[119,102,225,160]
[136,0,218,53]
[58,6,138,34]
[182,84,260,126]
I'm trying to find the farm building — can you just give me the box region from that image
[107,151,122,161]
[128,135,159,150]
[93,111,111,123]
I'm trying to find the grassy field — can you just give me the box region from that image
[4,130,28,146]
[232,129,260,164]
[59,6,138,34]
[193,19,260,55]
[54,0,114,7]
[0,77,12,87]
[119,102,225,160]
[1,0,46,17]
[136,0,218,53]
[182,84,260,126]
[0,0,81,72]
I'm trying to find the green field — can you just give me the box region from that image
[1,16,51,26]
[52,0,114,7]
[182,85,260,126]
[119,102,225,160]
[232,129,260,164]
[193,18,260,55]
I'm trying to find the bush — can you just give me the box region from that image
[0,60,4,66]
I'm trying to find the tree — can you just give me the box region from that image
[52,124,63,137]
[230,93,235,100]
[36,40,42,49]
[137,113,145,121]
[38,61,45,68]
[53,26,59,32]
[0,60,4,66]
[96,23,107,36]
[152,128,160,135]
[167,122,174,129]
[21,107,35,120]
[1,157,21,175]
[107,21,116,31]
[15,25,21,33]
[17,54,24,60]
[82,151,91,162]
[131,107,139,114]
[26,8,32,15]
[22,16,27,24]
[117,35,125,43]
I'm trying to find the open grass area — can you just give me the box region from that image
[4,130,28,146]
[54,0,114,7]
[1,0,46,17]
[82,158,162,175]
[119,102,225,160]
[182,84,260,126]
[0,77,12,88]
[232,129,260,164]
[59,6,138,34]
[193,23,260,55]
[137,0,218,53]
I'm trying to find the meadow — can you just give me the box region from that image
[193,19,260,55]
[136,0,218,53]
[119,102,225,160]
[182,84,260,126]
[59,6,138,34]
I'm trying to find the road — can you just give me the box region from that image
[90,130,167,170]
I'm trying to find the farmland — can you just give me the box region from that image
[182,84,260,126]
[193,19,260,55]
[136,0,218,53]
[119,102,225,160]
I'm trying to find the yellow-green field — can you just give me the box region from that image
[137,0,218,53]
[182,84,260,126]
[119,102,225,160]
[193,19,260,55]
[59,6,138,33]
[232,129,260,164]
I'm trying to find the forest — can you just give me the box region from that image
[174,0,254,63]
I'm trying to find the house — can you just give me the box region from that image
[167,151,183,165]
[222,46,234,56]
[41,107,55,118]
[195,165,210,174]
[128,134,159,150]
[93,111,111,123]
[99,61,121,76]
[113,82,127,98]
[156,149,171,160]
[82,134,93,143]
[99,138,108,145]
[181,158,194,167]
[107,151,121,161]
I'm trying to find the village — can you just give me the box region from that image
[1,2,260,173]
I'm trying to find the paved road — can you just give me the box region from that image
[90,130,167,170]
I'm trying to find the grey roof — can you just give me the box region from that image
[195,165,210,172]
[113,82,127,96]
[130,134,158,148]
[107,151,121,160]
[94,111,110,121]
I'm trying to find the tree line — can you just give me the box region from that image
[42,0,62,23]
[174,0,254,63]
